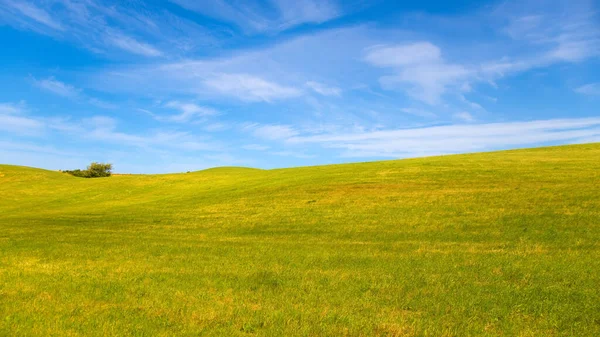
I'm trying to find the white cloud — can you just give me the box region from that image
[203,123,230,132]
[549,40,597,62]
[0,140,91,172]
[286,117,600,157]
[361,1,600,106]
[575,83,600,96]
[381,64,470,105]
[168,0,269,33]
[0,0,212,58]
[105,32,163,57]
[0,114,44,136]
[453,112,475,122]
[274,0,340,30]
[365,42,472,105]
[0,101,44,136]
[31,76,117,109]
[0,140,80,157]
[399,108,437,118]
[270,150,315,158]
[69,1,599,123]
[503,15,544,40]
[32,76,81,98]
[160,101,219,123]
[459,94,484,110]
[86,26,372,99]
[45,117,84,133]
[0,107,222,154]
[176,141,219,151]
[242,144,270,151]
[83,116,118,130]
[244,123,299,140]
[306,81,341,96]
[0,102,26,115]
[169,0,340,33]
[549,26,598,63]
[497,0,600,64]
[1,0,64,31]
[365,42,442,67]
[204,73,301,102]
[80,116,221,152]
[88,98,118,109]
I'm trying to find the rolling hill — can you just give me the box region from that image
[1,144,599,336]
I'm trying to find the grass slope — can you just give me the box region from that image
[1,144,599,336]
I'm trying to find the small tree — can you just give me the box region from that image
[86,162,112,177]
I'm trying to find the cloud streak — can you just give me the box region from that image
[0,0,64,31]
[0,103,222,153]
[105,32,163,57]
[30,76,116,109]
[244,123,299,140]
[32,76,81,98]
[0,101,44,136]
[159,101,220,123]
[306,81,341,96]
[204,73,302,102]
[0,0,211,58]
[575,83,600,96]
[169,0,340,34]
[285,118,600,157]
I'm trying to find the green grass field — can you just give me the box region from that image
[1,144,599,336]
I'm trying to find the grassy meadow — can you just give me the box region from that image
[1,143,599,336]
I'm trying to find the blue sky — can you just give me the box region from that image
[1,0,599,173]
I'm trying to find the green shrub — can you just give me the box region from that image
[86,162,112,177]
[63,162,112,178]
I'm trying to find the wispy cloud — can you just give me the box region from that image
[0,0,64,31]
[77,116,220,152]
[274,0,340,30]
[575,83,600,96]
[365,42,442,67]
[286,118,600,157]
[0,0,211,58]
[399,108,437,118]
[0,140,81,158]
[156,101,219,123]
[270,150,315,158]
[365,42,472,105]
[169,0,340,33]
[105,32,163,57]
[80,116,223,155]
[32,76,81,98]
[453,111,475,122]
[0,101,44,136]
[358,0,600,105]
[0,103,222,154]
[0,101,27,115]
[203,123,230,132]
[30,76,116,109]
[242,144,270,151]
[306,81,341,96]
[459,94,485,111]
[0,114,44,136]
[87,98,118,109]
[204,73,301,102]
[485,0,600,75]
[502,1,600,63]
[243,123,299,140]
